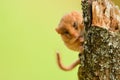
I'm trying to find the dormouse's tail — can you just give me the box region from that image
[56,52,80,71]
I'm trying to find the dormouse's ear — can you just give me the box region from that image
[55,27,60,34]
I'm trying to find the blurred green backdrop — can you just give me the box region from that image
[0,0,81,80]
[0,0,120,80]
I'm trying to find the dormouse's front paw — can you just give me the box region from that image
[79,37,84,42]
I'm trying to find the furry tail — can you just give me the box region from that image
[56,52,80,71]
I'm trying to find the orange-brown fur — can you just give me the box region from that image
[56,11,84,71]
[56,11,84,52]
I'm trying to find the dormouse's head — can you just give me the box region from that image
[56,11,84,52]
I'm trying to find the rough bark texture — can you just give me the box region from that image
[78,0,120,80]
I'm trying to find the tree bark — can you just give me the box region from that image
[78,0,120,80]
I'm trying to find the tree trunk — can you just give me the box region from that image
[78,0,120,80]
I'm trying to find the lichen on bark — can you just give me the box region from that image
[78,0,120,80]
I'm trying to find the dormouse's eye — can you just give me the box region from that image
[73,22,78,30]
[64,30,69,34]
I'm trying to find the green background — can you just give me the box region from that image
[0,0,120,80]
[0,0,81,80]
